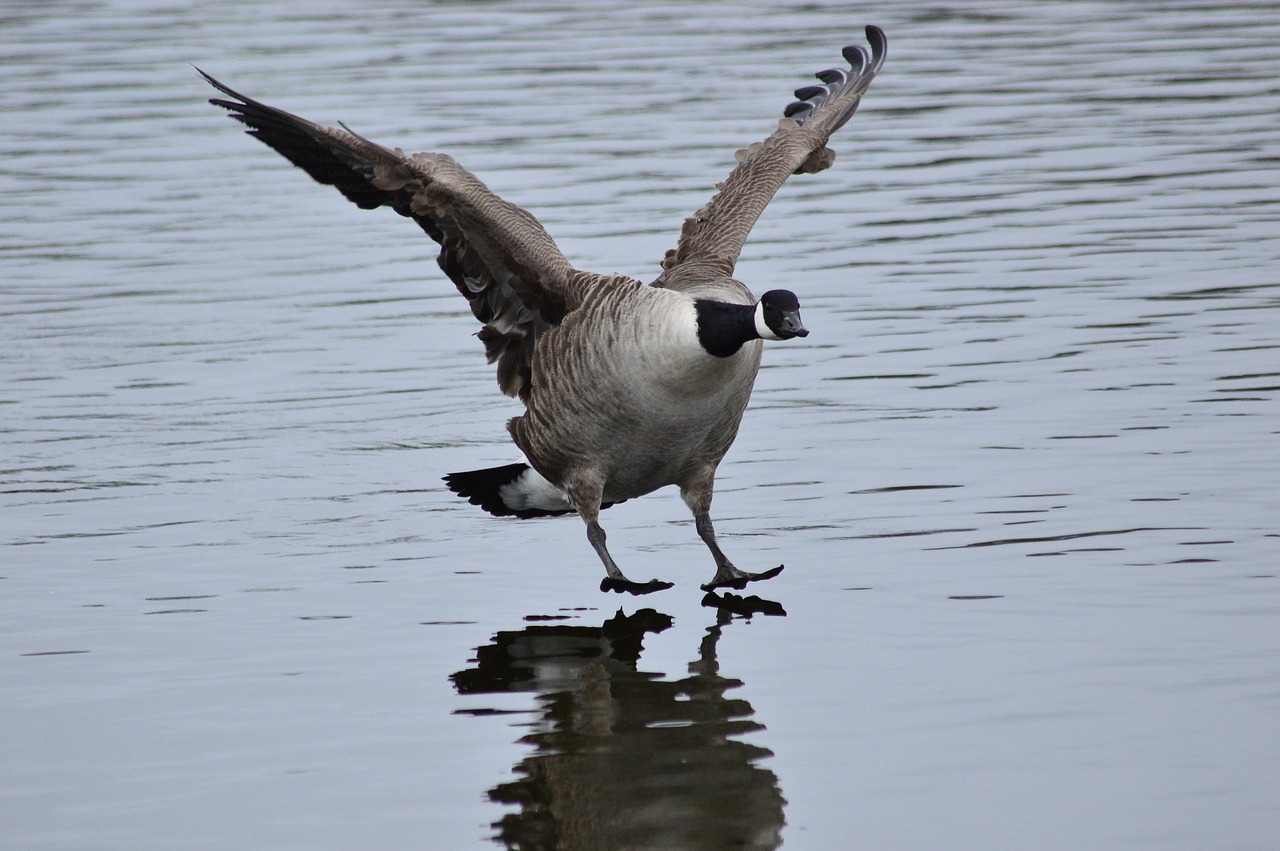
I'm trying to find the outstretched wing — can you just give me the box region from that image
[201,70,612,401]
[655,26,887,287]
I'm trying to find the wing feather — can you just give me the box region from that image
[201,69,612,400]
[655,26,886,286]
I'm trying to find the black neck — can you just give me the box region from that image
[695,300,758,358]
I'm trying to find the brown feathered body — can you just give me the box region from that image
[511,277,761,504]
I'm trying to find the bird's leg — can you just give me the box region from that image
[682,475,784,592]
[585,519,624,581]
[693,512,783,590]
[570,476,672,595]
[694,512,738,576]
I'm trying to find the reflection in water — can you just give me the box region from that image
[452,608,785,850]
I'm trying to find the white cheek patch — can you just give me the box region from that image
[754,301,782,340]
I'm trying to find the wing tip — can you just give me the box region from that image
[781,26,888,127]
[865,25,888,65]
[195,66,245,105]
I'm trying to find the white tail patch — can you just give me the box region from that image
[498,467,573,513]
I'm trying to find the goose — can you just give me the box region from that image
[202,25,887,595]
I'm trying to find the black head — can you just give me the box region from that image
[757,289,809,341]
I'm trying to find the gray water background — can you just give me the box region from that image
[3,1,1278,848]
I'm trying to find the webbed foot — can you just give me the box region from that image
[600,577,675,595]
[700,564,784,592]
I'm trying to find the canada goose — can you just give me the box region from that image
[203,25,886,594]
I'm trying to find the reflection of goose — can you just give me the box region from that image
[452,608,785,849]
[202,27,886,594]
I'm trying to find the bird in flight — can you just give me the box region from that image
[203,25,886,594]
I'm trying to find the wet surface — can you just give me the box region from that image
[3,1,1278,848]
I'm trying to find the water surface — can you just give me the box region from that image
[3,1,1278,848]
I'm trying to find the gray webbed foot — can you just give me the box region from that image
[700,564,784,592]
[600,577,675,595]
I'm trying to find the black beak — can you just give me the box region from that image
[779,310,809,339]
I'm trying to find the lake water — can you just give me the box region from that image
[3,1,1278,848]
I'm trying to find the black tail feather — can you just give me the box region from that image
[443,463,574,519]
[444,463,555,519]
[443,463,625,519]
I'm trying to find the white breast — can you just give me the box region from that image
[607,291,761,451]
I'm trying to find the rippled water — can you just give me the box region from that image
[3,1,1278,848]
